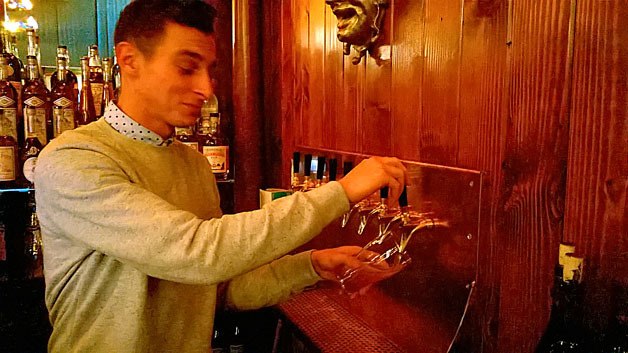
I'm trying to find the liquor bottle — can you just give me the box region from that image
[87,45,104,117]
[315,156,326,187]
[600,284,628,353]
[20,119,43,188]
[291,151,302,191]
[0,204,7,281]
[101,57,115,113]
[328,158,338,182]
[0,56,19,144]
[212,313,228,353]
[50,46,79,100]
[22,55,51,146]
[199,111,230,180]
[0,132,18,189]
[26,29,42,77]
[1,29,23,128]
[175,126,199,151]
[112,55,121,100]
[536,253,589,353]
[77,57,97,126]
[50,57,77,137]
[23,191,43,279]
[228,317,245,353]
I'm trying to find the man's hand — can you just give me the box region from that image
[338,157,409,206]
[310,246,366,281]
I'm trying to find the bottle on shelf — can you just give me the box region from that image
[23,190,43,279]
[0,129,18,189]
[25,29,42,77]
[315,156,326,187]
[101,57,115,113]
[22,55,50,146]
[175,126,199,151]
[0,204,7,281]
[50,57,77,138]
[0,56,19,145]
[1,29,23,128]
[20,113,43,188]
[87,45,104,118]
[77,56,97,126]
[112,55,121,100]
[198,97,229,180]
[536,251,590,353]
[50,46,78,100]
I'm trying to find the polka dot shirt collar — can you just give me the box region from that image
[103,102,174,147]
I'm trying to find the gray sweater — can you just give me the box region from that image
[34,119,349,353]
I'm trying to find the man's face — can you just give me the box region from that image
[326,0,378,46]
[135,22,217,129]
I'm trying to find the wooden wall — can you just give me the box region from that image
[258,0,628,351]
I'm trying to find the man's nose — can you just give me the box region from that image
[194,75,213,100]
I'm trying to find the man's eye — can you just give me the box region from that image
[179,66,197,75]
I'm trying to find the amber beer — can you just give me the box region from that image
[22,56,50,146]
[50,46,79,100]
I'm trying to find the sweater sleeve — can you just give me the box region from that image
[225,251,321,311]
[34,146,349,285]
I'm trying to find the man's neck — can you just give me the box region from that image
[116,91,173,139]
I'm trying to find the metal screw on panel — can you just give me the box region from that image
[466,281,476,290]
[466,233,473,240]
[469,181,474,187]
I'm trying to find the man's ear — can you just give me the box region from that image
[115,41,142,78]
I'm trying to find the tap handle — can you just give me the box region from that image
[316,156,326,180]
[304,154,312,177]
[399,186,408,207]
[343,160,353,176]
[292,152,300,173]
[329,158,338,181]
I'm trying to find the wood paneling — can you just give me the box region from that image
[256,0,628,351]
[564,0,628,332]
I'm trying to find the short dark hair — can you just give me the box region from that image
[114,0,217,57]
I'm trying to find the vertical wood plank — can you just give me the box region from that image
[323,5,342,150]
[360,6,392,156]
[293,0,307,148]
[336,46,360,153]
[455,1,509,352]
[420,0,463,165]
[563,0,628,332]
[391,0,425,161]
[497,0,574,351]
[306,0,325,149]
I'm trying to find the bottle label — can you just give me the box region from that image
[91,83,104,116]
[0,107,17,140]
[22,156,36,183]
[24,107,48,145]
[183,142,199,151]
[0,146,16,181]
[24,96,45,107]
[229,345,244,353]
[53,108,75,137]
[53,97,73,108]
[203,146,229,173]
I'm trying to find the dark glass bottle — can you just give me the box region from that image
[101,57,115,114]
[87,45,104,117]
[112,55,121,100]
[50,46,79,101]
[77,57,97,126]
[23,191,43,279]
[0,56,19,144]
[0,134,18,188]
[1,29,23,106]
[536,254,589,353]
[50,57,77,137]
[22,55,50,146]
[20,123,43,188]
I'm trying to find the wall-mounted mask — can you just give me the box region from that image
[325,0,389,64]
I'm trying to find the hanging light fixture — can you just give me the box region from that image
[2,0,37,32]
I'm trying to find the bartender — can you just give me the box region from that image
[34,1,408,352]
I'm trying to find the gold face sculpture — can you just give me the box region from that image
[325,0,389,64]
